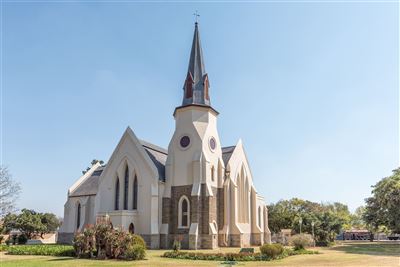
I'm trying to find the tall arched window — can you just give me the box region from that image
[129,223,135,234]
[238,172,249,223]
[124,167,129,210]
[211,166,215,182]
[178,196,190,228]
[76,203,81,230]
[115,177,120,210]
[258,206,262,227]
[133,175,138,210]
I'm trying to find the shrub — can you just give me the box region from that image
[131,234,146,247]
[0,235,3,244]
[72,220,146,261]
[6,245,75,256]
[17,234,28,244]
[124,244,146,260]
[240,247,255,253]
[172,240,181,252]
[289,234,313,250]
[260,244,284,259]
[72,233,85,258]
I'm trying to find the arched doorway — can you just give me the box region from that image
[129,223,135,234]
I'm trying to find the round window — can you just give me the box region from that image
[180,136,190,148]
[209,137,216,150]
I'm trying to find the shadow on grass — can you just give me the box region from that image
[330,242,400,256]
[47,257,76,262]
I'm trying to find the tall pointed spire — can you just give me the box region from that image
[181,22,211,107]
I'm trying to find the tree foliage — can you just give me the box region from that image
[82,159,105,174]
[363,168,400,234]
[268,198,353,243]
[0,166,21,217]
[2,209,60,239]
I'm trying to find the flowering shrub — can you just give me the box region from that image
[72,220,146,261]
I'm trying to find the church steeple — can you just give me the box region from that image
[182,22,211,107]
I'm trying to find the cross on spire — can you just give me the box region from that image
[193,10,200,23]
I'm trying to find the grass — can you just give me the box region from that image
[0,242,399,266]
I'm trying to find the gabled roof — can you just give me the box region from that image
[69,166,105,197]
[69,140,168,198]
[222,145,236,166]
[140,140,167,182]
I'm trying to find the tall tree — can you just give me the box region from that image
[2,209,59,239]
[268,198,352,243]
[363,168,400,234]
[0,166,21,217]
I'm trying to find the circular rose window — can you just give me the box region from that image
[180,136,190,148]
[209,137,216,150]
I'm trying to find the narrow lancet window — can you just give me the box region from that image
[133,175,138,210]
[76,203,81,230]
[115,178,120,210]
[124,167,129,210]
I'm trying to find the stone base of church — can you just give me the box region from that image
[159,234,218,249]
[251,233,263,246]
[198,234,218,249]
[141,234,160,249]
[229,233,251,247]
[57,232,74,244]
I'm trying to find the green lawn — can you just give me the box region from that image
[1,242,399,266]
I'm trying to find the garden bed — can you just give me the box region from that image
[163,248,318,261]
[4,244,75,257]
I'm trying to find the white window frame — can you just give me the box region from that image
[178,195,190,229]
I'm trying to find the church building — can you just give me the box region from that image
[58,23,272,249]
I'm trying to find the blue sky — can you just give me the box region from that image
[2,2,398,216]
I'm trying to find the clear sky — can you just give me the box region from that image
[2,1,398,217]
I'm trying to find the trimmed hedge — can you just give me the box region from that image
[163,251,269,261]
[6,245,75,257]
[260,243,284,258]
[163,244,319,262]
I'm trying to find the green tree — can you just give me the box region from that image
[349,206,366,230]
[15,209,45,239]
[2,213,18,234]
[268,198,352,243]
[2,209,60,239]
[40,213,61,238]
[363,168,400,234]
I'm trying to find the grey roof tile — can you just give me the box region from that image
[222,145,236,166]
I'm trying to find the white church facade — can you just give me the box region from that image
[58,23,272,249]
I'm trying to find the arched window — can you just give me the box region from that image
[133,175,138,210]
[124,167,129,210]
[211,166,215,182]
[129,223,135,234]
[178,196,190,228]
[238,172,249,223]
[76,203,81,230]
[258,206,262,227]
[115,177,120,210]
